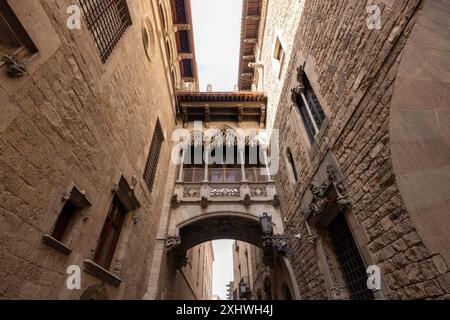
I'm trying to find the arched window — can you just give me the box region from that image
[159,3,166,32]
[183,131,204,182]
[166,39,172,62]
[286,148,298,184]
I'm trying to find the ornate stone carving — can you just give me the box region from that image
[262,235,293,257]
[308,181,329,218]
[210,186,240,197]
[2,55,27,77]
[307,232,319,244]
[262,248,274,267]
[322,238,347,299]
[200,196,209,208]
[326,165,351,209]
[170,194,180,208]
[174,24,190,31]
[271,194,280,207]
[177,53,194,60]
[165,236,181,251]
[243,193,251,207]
[183,186,201,198]
[245,131,259,147]
[250,185,268,197]
[290,66,305,104]
[176,255,189,269]
[306,165,351,220]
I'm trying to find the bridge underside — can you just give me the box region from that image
[179,215,264,253]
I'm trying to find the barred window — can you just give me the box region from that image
[296,73,326,142]
[143,120,165,192]
[79,0,132,63]
[327,214,375,300]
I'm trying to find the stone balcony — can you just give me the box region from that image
[172,181,279,207]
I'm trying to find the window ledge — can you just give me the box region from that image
[83,259,122,288]
[42,234,72,255]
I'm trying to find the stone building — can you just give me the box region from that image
[240,0,450,300]
[232,241,254,300]
[231,240,294,300]
[0,0,208,299]
[173,242,214,300]
[1,0,450,300]
[146,92,298,299]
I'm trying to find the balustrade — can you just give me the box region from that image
[174,180,276,203]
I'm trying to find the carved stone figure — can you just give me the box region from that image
[171,194,180,208]
[243,194,251,207]
[166,236,181,251]
[201,196,208,208]
[308,181,328,217]
[2,55,26,77]
[177,254,189,269]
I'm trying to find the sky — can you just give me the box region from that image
[211,240,234,300]
[191,0,243,92]
[190,0,243,299]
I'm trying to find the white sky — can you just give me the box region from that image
[190,0,243,299]
[211,240,234,300]
[191,0,243,91]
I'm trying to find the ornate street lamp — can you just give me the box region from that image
[259,213,301,257]
[259,212,273,236]
[239,278,251,300]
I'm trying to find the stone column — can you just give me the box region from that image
[177,145,186,182]
[262,146,272,182]
[239,145,246,182]
[204,143,210,182]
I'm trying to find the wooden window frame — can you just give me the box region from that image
[42,186,91,255]
[51,201,78,242]
[0,0,38,55]
[94,196,127,269]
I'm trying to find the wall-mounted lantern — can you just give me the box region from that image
[239,278,251,299]
[259,213,301,257]
[259,212,273,236]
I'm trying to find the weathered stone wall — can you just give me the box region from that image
[0,0,178,299]
[173,242,214,300]
[268,0,450,299]
[256,0,305,135]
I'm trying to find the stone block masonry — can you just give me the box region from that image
[0,0,177,299]
[266,0,450,299]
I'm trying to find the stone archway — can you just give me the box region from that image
[390,0,450,266]
[178,214,264,253]
[156,211,300,300]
